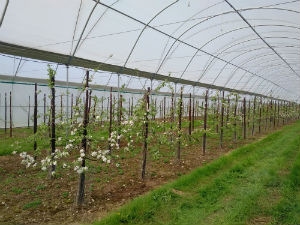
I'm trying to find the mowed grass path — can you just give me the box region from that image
[92,121,300,225]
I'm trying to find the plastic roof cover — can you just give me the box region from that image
[0,0,299,101]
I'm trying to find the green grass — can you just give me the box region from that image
[22,200,41,210]
[92,121,300,225]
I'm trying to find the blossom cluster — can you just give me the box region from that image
[20,152,36,168]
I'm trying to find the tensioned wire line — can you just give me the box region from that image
[224,0,300,79]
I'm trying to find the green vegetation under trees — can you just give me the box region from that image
[92,121,300,225]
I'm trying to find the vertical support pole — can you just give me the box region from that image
[77,70,89,206]
[28,95,30,128]
[248,99,250,129]
[9,91,12,137]
[273,101,276,129]
[5,92,7,133]
[177,87,183,161]
[88,90,92,122]
[66,65,69,124]
[50,70,56,177]
[233,95,238,142]
[118,94,122,145]
[226,95,230,127]
[243,97,246,139]
[171,92,174,128]
[108,87,113,154]
[192,94,195,131]
[70,93,73,123]
[259,98,262,133]
[216,94,220,133]
[131,96,133,116]
[33,83,38,155]
[252,96,256,136]
[202,90,208,156]
[163,96,166,123]
[60,94,63,122]
[44,93,46,124]
[141,87,150,180]
[188,93,192,136]
[220,91,224,148]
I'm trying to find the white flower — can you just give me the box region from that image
[116,163,120,168]
[63,163,67,168]
[51,171,55,176]
[77,157,83,162]
[58,137,62,142]
[41,166,47,171]
[80,149,84,153]
[77,168,83,174]
[91,151,97,157]
[80,152,85,157]
[12,151,17,155]
[74,166,79,171]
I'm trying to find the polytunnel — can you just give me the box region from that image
[0,1,300,224]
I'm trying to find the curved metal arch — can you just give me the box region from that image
[225,50,300,86]
[222,50,300,89]
[225,0,300,78]
[232,54,300,90]
[206,38,300,86]
[119,0,179,88]
[209,46,292,88]
[199,35,300,82]
[175,24,300,81]
[154,7,300,75]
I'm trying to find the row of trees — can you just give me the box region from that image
[6,65,300,207]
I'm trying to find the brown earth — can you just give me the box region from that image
[0,123,285,225]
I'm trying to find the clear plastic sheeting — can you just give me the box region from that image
[0,0,299,102]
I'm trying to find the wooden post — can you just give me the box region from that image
[188,93,192,136]
[177,87,183,161]
[220,91,225,148]
[248,99,250,129]
[118,94,122,145]
[171,93,174,128]
[108,88,113,154]
[131,96,133,116]
[70,93,73,123]
[202,90,208,155]
[141,88,150,180]
[5,93,7,133]
[88,90,92,122]
[243,97,246,139]
[273,101,276,129]
[226,95,230,127]
[33,83,38,155]
[77,71,89,206]
[216,95,220,133]
[28,95,30,128]
[92,96,97,121]
[60,94,63,122]
[44,93,46,124]
[50,71,56,177]
[252,96,256,136]
[163,96,166,123]
[259,98,262,133]
[9,91,12,137]
[192,95,195,130]
[233,95,238,141]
